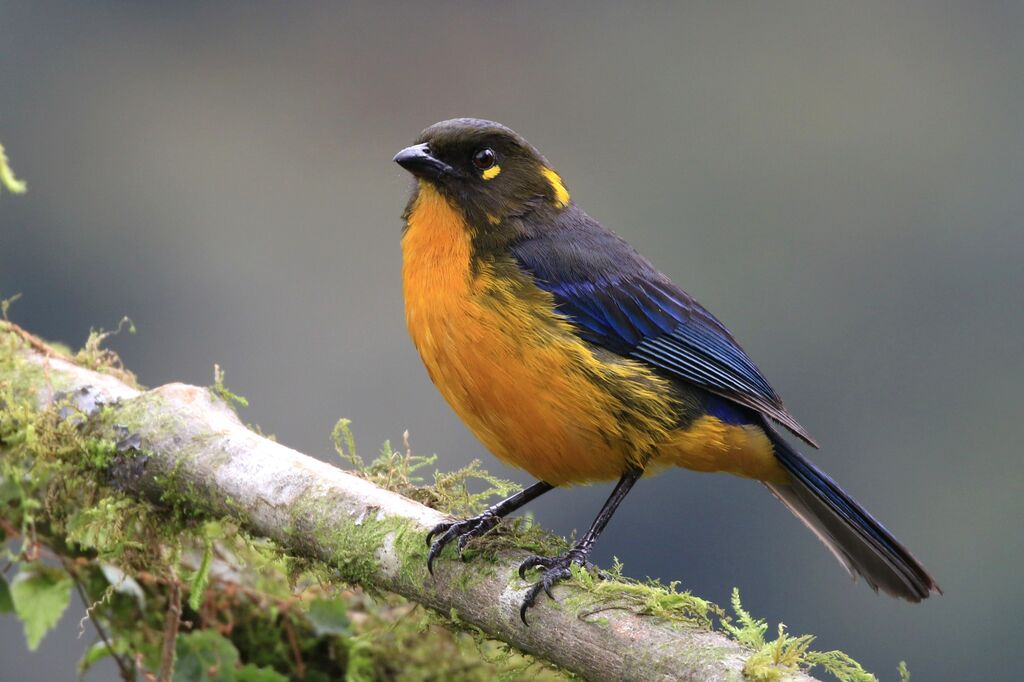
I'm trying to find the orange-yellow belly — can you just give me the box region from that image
[401,183,787,486]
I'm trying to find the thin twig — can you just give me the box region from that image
[0,321,60,358]
[156,572,182,682]
[282,609,307,679]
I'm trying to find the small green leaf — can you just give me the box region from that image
[234,664,288,682]
[188,537,214,611]
[0,574,13,613]
[307,597,350,637]
[174,630,239,682]
[10,563,73,651]
[78,639,126,674]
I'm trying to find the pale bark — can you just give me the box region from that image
[2,328,819,682]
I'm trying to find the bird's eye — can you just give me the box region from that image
[472,148,496,170]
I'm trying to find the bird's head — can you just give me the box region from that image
[394,119,570,236]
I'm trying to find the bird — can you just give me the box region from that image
[393,118,939,623]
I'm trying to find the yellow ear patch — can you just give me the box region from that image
[481,164,501,180]
[541,167,570,208]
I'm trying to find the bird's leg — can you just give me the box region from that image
[426,480,554,574]
[517,469,641,624]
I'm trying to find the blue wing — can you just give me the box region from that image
[510,208,817,447]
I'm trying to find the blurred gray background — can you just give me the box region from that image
[2,2,1021,680]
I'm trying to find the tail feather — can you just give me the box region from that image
[763,421,940,601]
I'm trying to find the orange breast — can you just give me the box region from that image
[400,183,787,486]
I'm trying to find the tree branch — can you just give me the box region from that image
[1,325,819,682]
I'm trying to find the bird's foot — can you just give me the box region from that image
[517,547,591,624]
[425,512,500,574]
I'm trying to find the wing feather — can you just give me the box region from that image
[510,208,817,447]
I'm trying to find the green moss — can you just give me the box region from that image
[0,336,49,398]
[321,417,893,681]
[1,293,23,321]
[284,484,428,592]
[331,419,521,519]
[1,322,895,681]
[724,589,877,682]
[209,363,249,410]
[72,317,139,386]
[1,323,570,680]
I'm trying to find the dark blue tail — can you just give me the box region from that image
[762,421,940,601]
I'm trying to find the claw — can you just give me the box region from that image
[457,532,472,559]
[425,521,451,547]
[518,554,554,579]
[519,581,544,625]
[516,548,590,624]
[423,513,499,576]
[426,536,444,575]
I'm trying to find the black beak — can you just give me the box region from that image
[393,143,456,180]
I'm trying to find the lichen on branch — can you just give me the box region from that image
[0,318,890,681]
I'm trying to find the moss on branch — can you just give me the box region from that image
[0,317,893,681]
